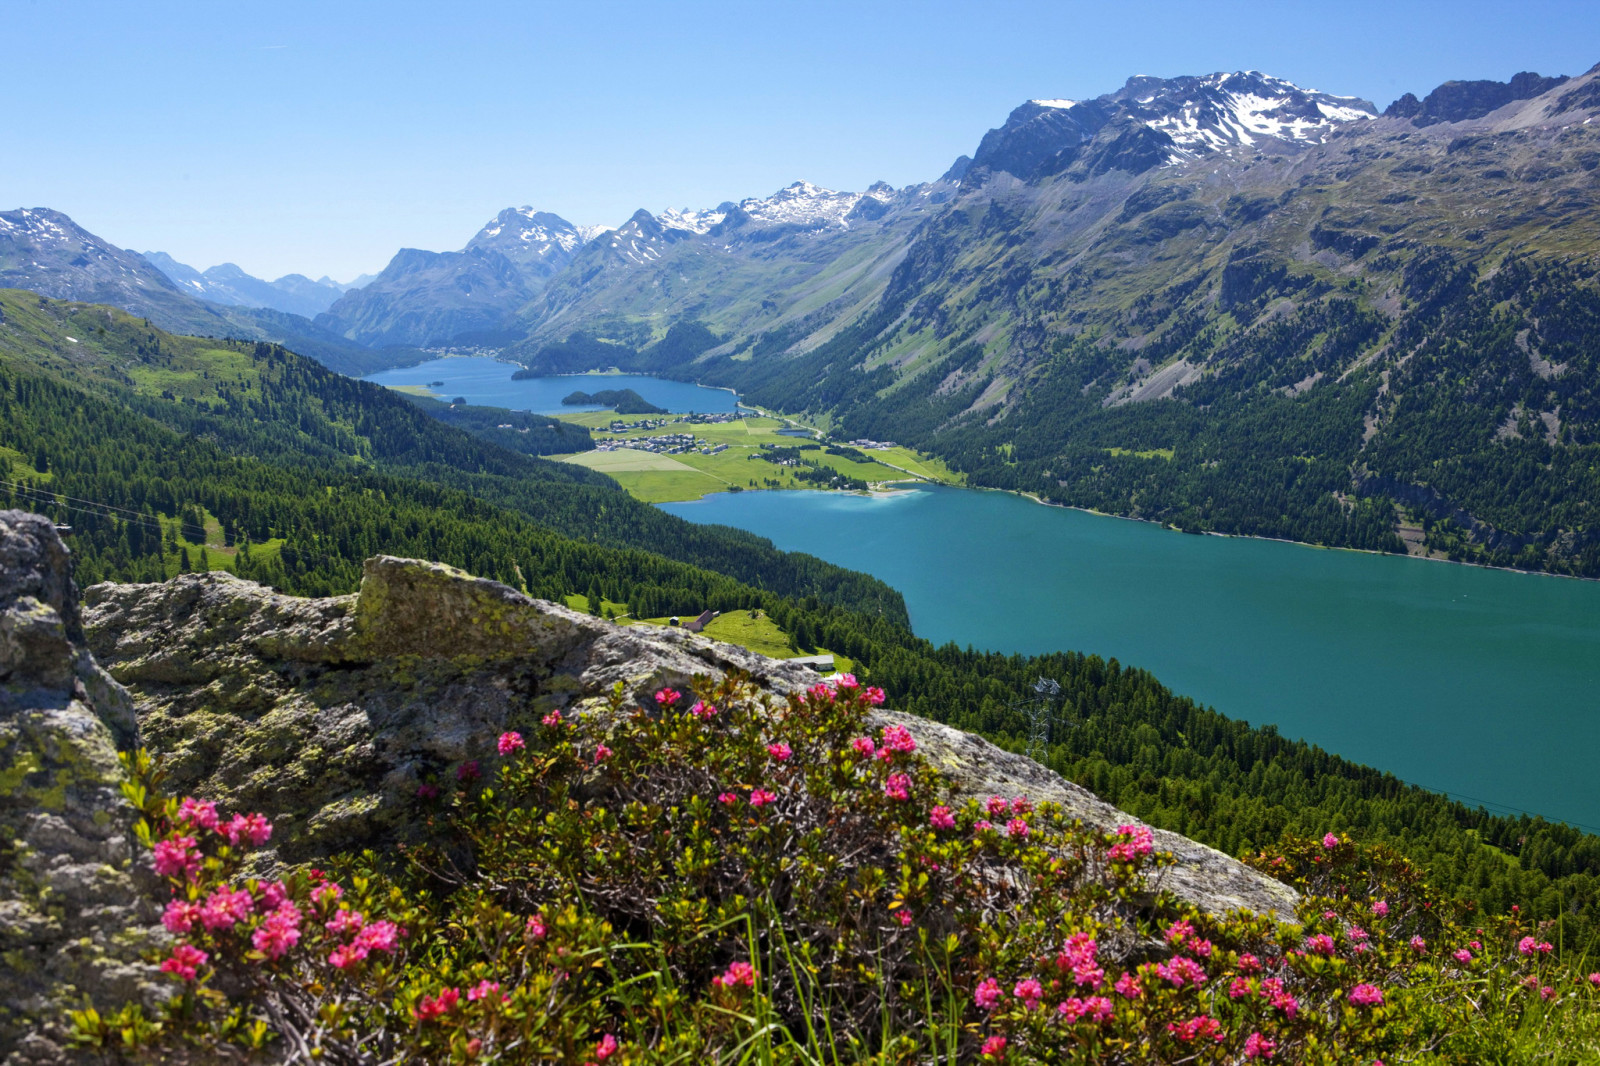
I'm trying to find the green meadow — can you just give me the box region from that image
[551,411,961,503]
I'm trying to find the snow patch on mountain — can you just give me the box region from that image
[1132,72,1377,157]
[658,181,881,237]
[1031,99,1078,109]
[659,207,727,234]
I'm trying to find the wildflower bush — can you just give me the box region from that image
[79,675,1600,1063]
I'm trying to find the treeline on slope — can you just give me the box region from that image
[676,251,1600,576]
[0,361,910,660]
[0,292,907,624]
[396,393,594,456]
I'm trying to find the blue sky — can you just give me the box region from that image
[7,0,1596,281]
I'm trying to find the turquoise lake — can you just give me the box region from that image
[662,484,1600,831]
[363,357,741,414]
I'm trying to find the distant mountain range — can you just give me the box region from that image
[141,252,367,318]
[8,62,1600,573]
[0,208,415,375]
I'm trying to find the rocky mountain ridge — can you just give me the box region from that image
[0,510,1295,1057]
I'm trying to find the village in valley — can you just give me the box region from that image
[547,405,960,504]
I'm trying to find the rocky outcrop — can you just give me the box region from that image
[84,555,1296,921]
[0,513,160,1065]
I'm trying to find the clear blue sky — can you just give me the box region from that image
[7,0,1595,281]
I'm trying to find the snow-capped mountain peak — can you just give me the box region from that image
[972,71,1379,179]
[657,180,886,238]
[471,207,601,255]
[1116,71,1377,156]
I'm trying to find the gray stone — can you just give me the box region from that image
[0,512,162,1065]
[84,553,1295,921]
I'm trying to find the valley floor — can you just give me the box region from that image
[549,409,962,503]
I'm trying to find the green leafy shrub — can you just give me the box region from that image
[81,678,1600,1063]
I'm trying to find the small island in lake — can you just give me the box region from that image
[562,388,667,414]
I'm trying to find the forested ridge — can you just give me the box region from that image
[8,290,1600,965]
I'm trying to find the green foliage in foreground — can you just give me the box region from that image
[83,679,1600,1063]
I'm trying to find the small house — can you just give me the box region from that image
[683,609,716,633]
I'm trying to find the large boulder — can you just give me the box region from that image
[0,512,160,1065]
[85,555,1295,921]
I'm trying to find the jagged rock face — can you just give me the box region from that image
[0,512,160,1066]
[1384,71,1570,125]
[84,555,1295,922]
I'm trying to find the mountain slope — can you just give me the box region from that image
[143,251,353,317]
[569,65,1600,576]
[0,288,907,623]
[316,208,606,347]
[0,208,419,375]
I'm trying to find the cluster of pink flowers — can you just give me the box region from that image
[974,977,1005,1011]
[883,773,911,801]
[1322,832,1341,848]
[1230,976,1299,1018]
[1304,933,1336,957]
[1107,824,1155,862]
[1372,899,1389,917]
[414,987,460,1022]
[526,914,547,940]
[497,730,524,755]
[1057,932,1104,988]
[766,741,792,762]
[690,700,716,719]
[980,1034,1007,1059]
[222,813,273,847]
[877,724,917,759]
[1347,982,1385,1007]
[593,743,613,764]
[654,687,682,708]
[1156,956,1207,988]
[594,1033,619,1061]
[1057,995,1115,1023]
[252,900,303,959]
[1243,1031,1278,1060]
[1005,818,1029,839]
[1519,936,1554,956]
[712,960,757,991]
[177,798,220,830]
[1012,978,1043,1008]
[152,835,201,879]
[325,910,401,969]
[749,789,777,808]
[159,943,208,981]
[851,736,876,758]
[542,709,563,727]
[929,805,956,830]
[1167,1014,1225,1042]
[467,979,508,1004]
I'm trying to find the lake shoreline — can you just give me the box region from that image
[1009,489,1597,583]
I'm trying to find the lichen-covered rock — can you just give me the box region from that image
[0,512,161,1065]
[85,554,1296,921]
